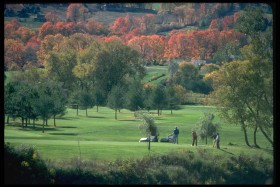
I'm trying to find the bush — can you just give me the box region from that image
[4,143,53,184]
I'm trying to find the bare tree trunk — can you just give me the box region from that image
[7,115,9,124]
[245,101,273,147]
[259,125,273,147]
[54,115,56,127]
[148,135,151,151]
[42,119,45,133]
[241,122,251,147]
[253,126,260,148]
[21,117,24,128]
[115,109,117,120]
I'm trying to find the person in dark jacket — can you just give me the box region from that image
[192,131,197,146]
[173,127,179,144]
[216,133,220,149]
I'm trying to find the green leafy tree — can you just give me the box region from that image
[33,84,55,133]
[107,84,126,120]
[125,80,145,111]
[45,50,78,91]
[94,89,106,112]
[174,61,200,92]
[195,112,221,144]
[135,110,159,151]
[166,86,180,115]
[152,84,167,116]
[209,59,272,147]
[50,82,67,126]
[93,40,145,96]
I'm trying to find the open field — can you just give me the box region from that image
[4,105,273,162]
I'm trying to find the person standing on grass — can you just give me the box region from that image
[192,131,197,146]
[212,133,217,148]
[173,127,179,144]
[216,132,220,149]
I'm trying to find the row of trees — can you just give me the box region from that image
[6,4,271,70]
[4,25,247,71]
[5,77,67,132]
[4,69,182,132]
[207,8,273,147]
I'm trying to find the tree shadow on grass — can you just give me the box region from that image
[18,126,59,132]
[48,132,78,136]
[57,117,79,120]
[85,116,106,119]
[57,126,77,128]
[118,119,136,122]
[219,148,235,155]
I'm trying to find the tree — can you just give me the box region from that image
[45,12,60,23]
[4,39,25,70]
[38,22,56,39]
[66,3,88,22]
[152,84,167,116]
[135,110,158,151]
[45,50,78,90]
[166,86,180,115]
[195,113,220,145]
[50,82,67,126]
[94,89,106,112]
[125,80,145,111]
[209,59,272,148]
[80,90,95,117]
[93,40,145,96]
[107,84,126,120]
[173,61,200,91]
[33,85,55,133]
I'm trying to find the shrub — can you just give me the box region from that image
[4,143,53,184]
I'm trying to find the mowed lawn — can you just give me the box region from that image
[4,105,273,162]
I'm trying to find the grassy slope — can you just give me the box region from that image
[142,65,170,84]
[4,105,273,162]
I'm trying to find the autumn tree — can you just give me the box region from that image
[36,34,65,66]
[45,12,60,23]
[85,19,105,35]
[13,26,35,44]
[38,22,57,39]
[140,14,156,34]
[66,3,88,22]
[4,39,25,70]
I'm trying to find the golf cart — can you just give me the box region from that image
[160,134,174,143]
[139,136,158,142]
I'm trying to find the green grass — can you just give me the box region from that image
[142,65,170,84]
[4,105,273,162]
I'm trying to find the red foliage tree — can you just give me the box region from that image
[222,15,234,30]
[66,3,88,22]
[38,22,57,39]
[85,19,104,35]
[45,12,60,23]
[5,39,25,70]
